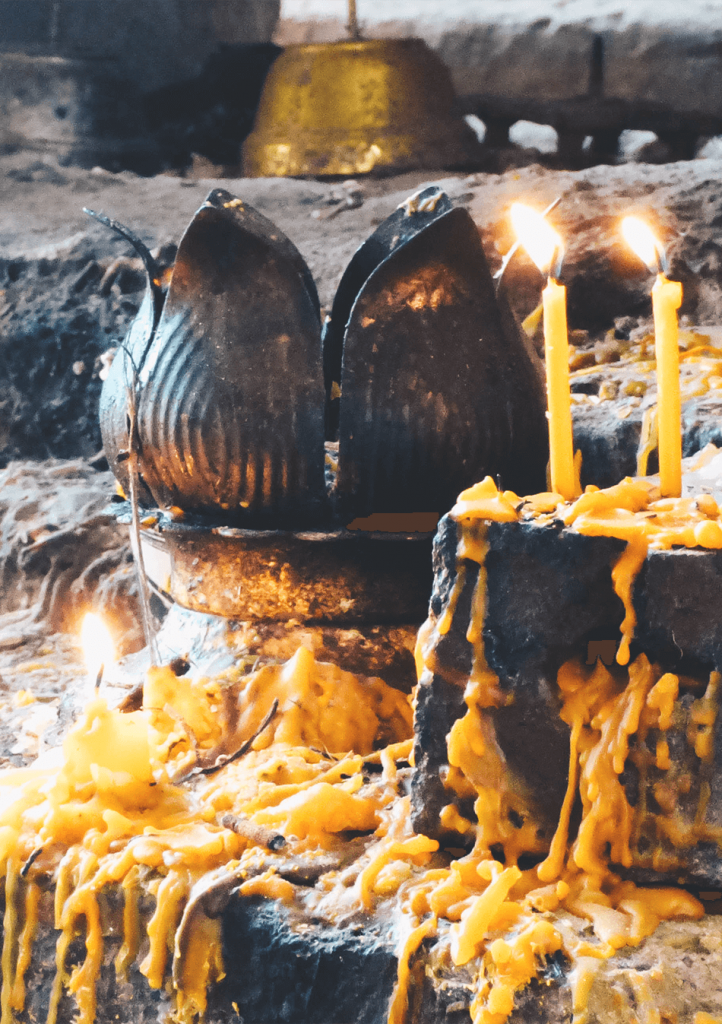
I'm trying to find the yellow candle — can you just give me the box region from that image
[543,277,576,500]
[652,273,683,497]
[510,202,577,502]
[621,217,683,498]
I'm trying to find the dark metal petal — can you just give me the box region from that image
[335,206,548,519]
[98,285,159,502]
[90,206,165,503]
[322,185,452,437]
[133,189,326,524]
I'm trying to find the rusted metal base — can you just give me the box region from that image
[118,505,434,624]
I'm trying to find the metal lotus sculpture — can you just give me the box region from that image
[97,186,547,527]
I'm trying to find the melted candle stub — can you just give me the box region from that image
[80,613,114,690]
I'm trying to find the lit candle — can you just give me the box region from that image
[80,613,115,694]
[621,217,683,498]
[511,203,576,501]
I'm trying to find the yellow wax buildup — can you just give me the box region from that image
[62,697,153,786]
[252,781,380,839]
[3,463,722,1024]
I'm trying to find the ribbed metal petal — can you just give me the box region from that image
[126,189,325,524]
[335,206,548,519]
[98,282,159,504]
[323,185,452,438]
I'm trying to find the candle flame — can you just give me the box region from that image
[621,216,661,273]
[510,203,563,276]
[81,613,114,678]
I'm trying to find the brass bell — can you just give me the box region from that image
[242,32,480,178]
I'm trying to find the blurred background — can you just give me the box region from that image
[3,0,722,175]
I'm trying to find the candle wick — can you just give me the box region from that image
[494,195,563,285]
[95,664,104,691]
[648,239,668,277]
[657,244,669,277]
[551,244,566,283]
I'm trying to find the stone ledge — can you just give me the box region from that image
[276,1,722,152]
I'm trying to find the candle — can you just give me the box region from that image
[510,203,576,501]
[543,277,576,501]
[80,613,115,693]
[621,217,683,497]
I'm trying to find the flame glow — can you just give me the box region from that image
[621,216,660,272]
[81,613,115,679]
[510,203,563,276]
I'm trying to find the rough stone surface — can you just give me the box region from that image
[484,520,625,677]
[0,459,139,641]
[215,899,398,1024]
[579,917,722,1023]
[0,232,149,467]
[412,512,722,887]
[570,351,722,488]
[0,3,282,170]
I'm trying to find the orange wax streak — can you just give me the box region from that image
[543,277,576,502]
[652,274,683,498]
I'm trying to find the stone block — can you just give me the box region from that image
[413,512,722,886]
[571,391,722,491]
[604,22,722,121]
[0,54,99,153]
[216,898,398,1024]
[435,22,596,104]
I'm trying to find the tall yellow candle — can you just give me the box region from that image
[510,203,576,501]
[652,273,683,497]
[543,277,576,500]
[621,218,683,498]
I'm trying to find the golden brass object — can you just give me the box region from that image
[242,38,480,178]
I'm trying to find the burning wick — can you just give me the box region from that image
[621,216,682,498]
[511,203,576,501]
[81,613,115,694]
[494,195,562,283]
